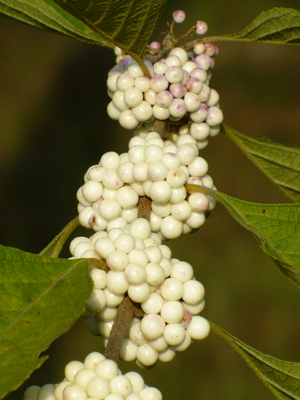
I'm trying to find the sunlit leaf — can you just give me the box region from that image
[0,245,93,398]
[203,8,300,46]
[186,186,300,288]
[222,125,300,203]
[210,321,300,400]
[0,0,113,47]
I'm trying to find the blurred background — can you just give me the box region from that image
[1,0,300,399]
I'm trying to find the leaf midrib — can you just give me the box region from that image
[0,259,86,341]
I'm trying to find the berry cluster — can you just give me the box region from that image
[70,219,210,367]
[107,45,222,147]
[23,352,162,400]
[77,131,215,240]
[107,21,223,150]
[23,10,218,400]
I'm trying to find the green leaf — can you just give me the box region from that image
[210,321,300,400]
[205,8,300,45]
[221,124,300,203]
[186,186,300,288]
[0,245,93,398]
[50,0,167,63]
[40,216,79,258]
[0,0,113,47]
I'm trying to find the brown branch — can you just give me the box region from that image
[104,297,136,362]
[137,196,152,221]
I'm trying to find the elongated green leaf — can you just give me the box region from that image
[51,0,167,61]
[186,186,300,287]
[210,321,300,400]
[40,216,79,258]
[205,8,300,45]
[0,245,93,398]
[0,0,113,47]
[222,125,300,203]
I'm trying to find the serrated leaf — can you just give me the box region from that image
[0,245,93,399]
[0,0,113,47]
[222,125,300,203]
[40,216,79,258]
[186,186,300,288]
[206,8,300,45]
[51,0,167,61]
[210,321,300,400]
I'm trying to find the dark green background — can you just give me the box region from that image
[1,1,300,399]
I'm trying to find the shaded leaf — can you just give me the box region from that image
[186,186,300,287]
[205,8,300,45]
[40,216,79,258]
[222,125,300,203]
[0,245,93,398]
[51,0,167,66]
[0,0,113,47]
[210,321,300,400]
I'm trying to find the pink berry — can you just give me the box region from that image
[169,83,186,98]
[173,10,186,23]
[119,55,134,70]
[149,41,162,55]
[204,43,217,57]
[195,20,208,35]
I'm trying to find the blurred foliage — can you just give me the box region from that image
[1,1,300,399]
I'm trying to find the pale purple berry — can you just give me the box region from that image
[169,99,187,118]
[186,77,203,94]
[199,83,211,102]
[150,74,169,92]
[189,104,208,123]
[169,83,186,98]
[156,90,174,108]
[153,60,168,76]
[119,55,134,70]
[190,68,207,82]
[195,21,208,35]
[172,10,186,23]
[134,76,151,92]
[204,43,217,57]
[149,41,162,54]
[108,65,124,77]
[182,70,189,85]
[143,59,153,72]
[195,54,211,71]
